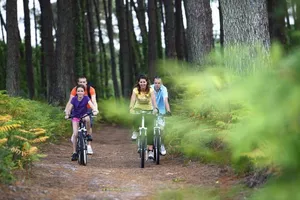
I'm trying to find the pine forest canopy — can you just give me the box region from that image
[0,0,298,104]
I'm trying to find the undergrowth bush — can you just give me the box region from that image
[0,91,69,183]
[101,44,300,198]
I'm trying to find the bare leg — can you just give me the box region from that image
[71,121,79,153]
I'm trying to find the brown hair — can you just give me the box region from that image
[135,74,150,94]
[76,84,85,91]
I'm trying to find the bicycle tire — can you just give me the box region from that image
[140,139,145,168]
[154,132,160,165]
[77,131,85,165]
[82,138,87,166]
[77,136,81,165]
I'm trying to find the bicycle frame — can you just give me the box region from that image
[134,109,153,168]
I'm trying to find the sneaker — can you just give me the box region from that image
[87,145,93,155]
[160,144,167,156]
[131,132,138,140]
[148,150,154,159]
[71,153,78,161]
[86,134,93,141]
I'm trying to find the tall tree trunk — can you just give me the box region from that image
[220,0,270,49]
[156,0,163,59]
[93,0,107,98]
[39,0,56,104]
[175,0,186,60]
[86,0,97,89]
[103,0,120,98]
[33,0,38,47]
[56,0,75,104]
[219,0,224,48]
[164,0,176,59]
[267,0,288,45]
[128,1,141,79]
[82,12,90,77]
[6,0,20,96]
[74,0,84,77]
[0,10,5,42]
[116,0,131,97]
[185,0,213,65]
[221,0,270,74]
[148,0,157,80]
[295,0,300,30]
[23,0,35,99]
[132,0,148,70]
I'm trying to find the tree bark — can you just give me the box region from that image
[175,0,186,60]
[164,0,176,59]
[116,0,131,97]
[23,0,35,99]
[56,0,75,104]
[103,0,120,98]
[6,0,20,96]
[132,0,148,69]
[220,0,270,49]
[86,0,97,87]
[39,0,56,104]
[267,0,287,45]
[156,0,163,59]
[148,0,157,80]
[93,0,107,98]
[219,0,224,48]
[128,1,141,80]
[74,0,84,77]
[185,0,213,65]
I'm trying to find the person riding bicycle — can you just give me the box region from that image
[65,84,99,161]
[150,76,171,156]
[65,76,98,155]
[129,74,158,159]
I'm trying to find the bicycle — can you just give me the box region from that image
[133,108,155,168]
[153,113,164,165]
[68,112,94,166]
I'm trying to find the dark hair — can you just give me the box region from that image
[135,74,150,94]
[77,76,87,82]
[76,84,85,91]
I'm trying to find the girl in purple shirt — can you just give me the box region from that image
[65,85,98,161]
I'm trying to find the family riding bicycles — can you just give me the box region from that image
[129,75,171,168]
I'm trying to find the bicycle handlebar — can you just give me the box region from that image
[131,108,158,115]
[66,111,95,120]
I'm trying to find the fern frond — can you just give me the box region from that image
[28,146,38,155]
[0,138,7,145]
[0,115,12,123]
[13,135,28,141]
[29,128,46,132]
[0,124,21,132]
[33,130,46,136]
[19,129,31,134]
[30,136,49,143]
[10,147,23,155]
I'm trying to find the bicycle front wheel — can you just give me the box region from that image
[140,139,145,168]
[77,131,87,165]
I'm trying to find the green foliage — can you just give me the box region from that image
[100,43,300,198]
[0,92,70,183]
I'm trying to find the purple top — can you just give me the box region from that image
[71,96,90,118]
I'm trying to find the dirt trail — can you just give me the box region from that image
[0,124,240,200]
